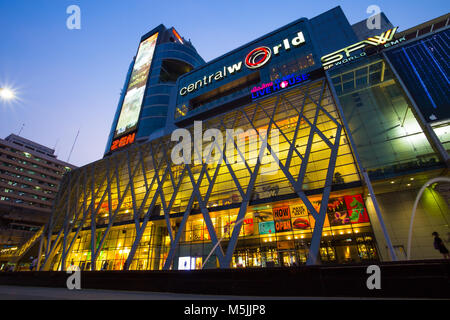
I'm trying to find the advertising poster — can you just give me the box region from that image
[326,197,351,226]
[259,221,275,235]
[273,206,292,232]
[301,200,330,230]
[290,204,308,217]
[291,200,330,230]
[224,218,254,236]
[307,212,330,230]
[291,216,311,230]
[114,32,159,138]
[344,195,370,224]
[252,209,273,223]
[290,203,312,230]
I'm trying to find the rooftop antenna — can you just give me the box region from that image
[17,123,25,136]
[67,129,80,163]
[53,138,59,157]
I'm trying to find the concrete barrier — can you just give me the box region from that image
[0,260,449,298]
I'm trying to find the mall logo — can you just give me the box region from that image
[245,46,272,69]
[321,27,402,70]
[244,31,305,70]
[179,31,306,96]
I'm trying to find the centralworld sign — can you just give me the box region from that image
[179,31,307,97]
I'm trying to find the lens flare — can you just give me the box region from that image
[0,87,15,100]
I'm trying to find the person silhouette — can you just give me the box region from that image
[432,232,449,259]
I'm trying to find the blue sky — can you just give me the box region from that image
[0,0,448,167]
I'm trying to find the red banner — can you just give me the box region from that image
[344,195,369,224]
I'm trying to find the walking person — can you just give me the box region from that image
[432,232,450,259]
[29,257,35,271]
[30,257,38,271]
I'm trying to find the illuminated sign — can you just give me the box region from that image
[179,62,243,96]
[245,46,272,69]
[251,72,310,100]
[178,257,191,270]
[273,206,292,233]
[179,31,306,97]
[113,32,159,140]
[321,28,403,70]
[110,132,136,152]
[172,28,183,44]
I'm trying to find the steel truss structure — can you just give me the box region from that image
[40,79,361,271]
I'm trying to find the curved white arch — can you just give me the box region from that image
[407,177,450,260]
[202,217,248,269]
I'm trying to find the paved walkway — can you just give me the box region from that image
[0,285,386,300]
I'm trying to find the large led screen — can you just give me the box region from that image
[386,29,450,123]
[114,32,159,138]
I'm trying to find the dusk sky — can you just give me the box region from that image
[1,0,448,167]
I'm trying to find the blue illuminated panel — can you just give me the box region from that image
[386,29,450,123]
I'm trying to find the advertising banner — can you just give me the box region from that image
[344,194,369,224]
[326,197,351,226]
[114,32,159,139]
[258,221,275,235]
[224,218,254,236]
[290,203,310,230]
[289,201,330,230]
[273,206,292,233]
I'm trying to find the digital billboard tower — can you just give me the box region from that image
[105,25,205,155]
[115,34,158,138]
[110,32,159,151]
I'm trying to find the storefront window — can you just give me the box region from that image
[53,189,378,271]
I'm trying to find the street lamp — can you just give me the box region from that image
[0,87,15,101]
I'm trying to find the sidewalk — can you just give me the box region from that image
[0,285,389,300]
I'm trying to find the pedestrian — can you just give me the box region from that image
[30,257,38,271]
[432,232,449,259]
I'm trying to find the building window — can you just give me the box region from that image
[159,59,193,83]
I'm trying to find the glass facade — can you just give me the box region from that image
[61,222,170,271]
[329,55,442,180]
[138,42,204,140]
[54,193,377,271]
[385,28,450,155]
[42,79,378,271]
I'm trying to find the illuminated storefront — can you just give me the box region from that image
[58,194,376,271]
[34,8,449,272]
[42,76,378,271]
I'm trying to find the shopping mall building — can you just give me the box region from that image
[30,7,449,271]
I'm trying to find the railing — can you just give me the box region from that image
[0,226,44,262]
